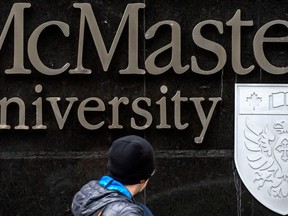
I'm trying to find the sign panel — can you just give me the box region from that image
[235,84,288,215]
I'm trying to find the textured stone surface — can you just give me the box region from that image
[0,0,288,215]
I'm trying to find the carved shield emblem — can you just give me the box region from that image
[235,84,288,215]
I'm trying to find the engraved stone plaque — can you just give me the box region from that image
[235,84,288,215]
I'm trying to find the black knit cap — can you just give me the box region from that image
[107,135,155,185]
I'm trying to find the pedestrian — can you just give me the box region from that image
[71,135,155,216]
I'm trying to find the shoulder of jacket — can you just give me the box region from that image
[102,200,144,216]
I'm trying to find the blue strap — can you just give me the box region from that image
[137,203,154,216]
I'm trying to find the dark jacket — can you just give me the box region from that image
[71,180,144,216]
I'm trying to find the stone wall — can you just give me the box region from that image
[0,0,288,215]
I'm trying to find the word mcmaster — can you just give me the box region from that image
[1,3,288,75]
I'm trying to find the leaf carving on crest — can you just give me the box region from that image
[246,92,262,110]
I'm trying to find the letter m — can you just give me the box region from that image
[0,3,31,74]
[71,3,145,74]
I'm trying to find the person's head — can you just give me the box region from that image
[107,135,155,193]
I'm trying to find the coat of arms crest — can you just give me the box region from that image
[235,84,288,215]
